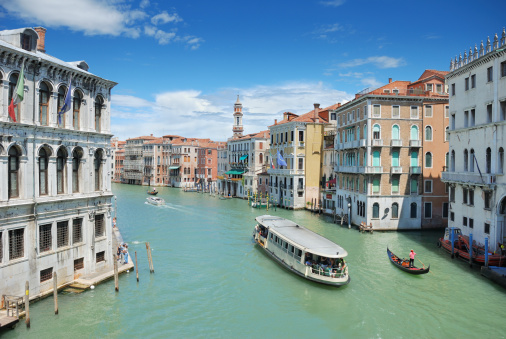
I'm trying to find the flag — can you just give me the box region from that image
[8,61,25,122]
[270,157,275,169]
[277,150,287,167]
[58,75,72,125]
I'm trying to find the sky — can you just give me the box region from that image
[1,0,505,141]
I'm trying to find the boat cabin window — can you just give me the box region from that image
[284,242,288,250]
[289,245,294,253]
[297,249,302,257]
[270,233,273,240]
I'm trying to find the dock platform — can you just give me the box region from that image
[481,266,506,289]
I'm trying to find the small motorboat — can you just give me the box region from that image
[147,190,158,195]
[387,247,429,275]
[146,197,165,205]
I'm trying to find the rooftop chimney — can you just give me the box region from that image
[283,112,288,121]
[388,78,392,83]
[274,119,277,125]
[314,103,320,123]
[34,27,46,53]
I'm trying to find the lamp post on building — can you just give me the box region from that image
[347,201,351,229]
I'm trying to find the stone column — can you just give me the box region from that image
[101,158,108,192]
[20,155,29,200]
[49,156,57,197]
[1,80,9,122]
[50,92,58,128]
[0,155,8,201]
[66,157,73,195]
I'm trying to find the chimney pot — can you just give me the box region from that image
[34,27,47,53]
[388,78,392,83]
[274,119,277,125]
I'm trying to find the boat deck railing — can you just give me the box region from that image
[310,265,347,279]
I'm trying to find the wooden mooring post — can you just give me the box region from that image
[146,242,155,273]
[135,251,139,282]
[114,254,119,291]
[25,281,30,328]
[53,272,58,315]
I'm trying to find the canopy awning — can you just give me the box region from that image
[328,178,336,185]
[168,165,180,170]
[225,169,245,175]
[239,154,248,161]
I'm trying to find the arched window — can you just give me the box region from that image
[363,124,367,138]
[95,96,104,132]
[72,148,82,193]
[373,202,379,218]
[445,152,449,170]
[470,149,475,172]
[8,147,20,198]
[392,203,399,219]
[425,126,432,141]
[73,90,82,130]
[392,151,399,167]
[373,151,380,167]
[486,147,492,174]
[9,73,20,122]
[57,86,66,128]
[499,147,504,174]
[57,148,67,194]
[410,125,419,140]
[445,126,449,141]
[464,149,469,172]
[410,202,417,218]
[451,150,455,172]
[392,125,400,140]
[373,124,380,139]
[425,152,432,168]
[373,178,380,194]
[411,150,419,167]
[94,150,103,191]
[39,82,50,126]
[39,147,49,195]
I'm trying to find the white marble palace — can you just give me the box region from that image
[0,27,117,297]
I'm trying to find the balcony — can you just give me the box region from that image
[268,168,304,176]
[297,185,305,191]
[371,139,383,147]
[335,143,342,150]
[339,165,357,173]
[298,142,305,148]
[359,139,367,147]
[342,140,360,150]
[409,140,422,148]
[391,139,402,147]
[410,166,422,175]
[442,171,497,186]
[365,166,383,174]
[391,166,402,174]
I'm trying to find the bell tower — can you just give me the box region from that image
[232,95,244,138]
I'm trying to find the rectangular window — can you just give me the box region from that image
[40,267,53,283]
[424,202,432,219]
[298,131,304,142]
[450,212,455,222]
[469,189,474,206]
[487,66,493,82]
[487,104,493,123]
[74,258,84,271]
[464,111,469,128]
[410,106,418,119]
[298,158,303,170]
[443,202,449,218]
[465,77,469,91]
[96,251,105,263]
[425,105,433,117]
[39,224,52,252]
[463,217,468,227]
[463,188,468,204]
[451,114,456,130]
[392,105,400,118]
[373,105,381,118]
[330,113,336,121]
[445,106,449,118]
[451,83,455,96]
[9,228,24,260]
[424,180,433,193]
[57,221,69,248]
[471,74,476,88]
[410,178,418,194]
[450,187,455,202]
[73,218,83,244]
[470,109,475,126]
[484,191,491,210]
[436,84,443,94]
[485,223,490,234]
[95,214,105,238]
[426,83,433,92]
[392,178,399,194]
[469,218,474,229]
[372,179,380,194]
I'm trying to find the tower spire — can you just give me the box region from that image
[232,95,244,138]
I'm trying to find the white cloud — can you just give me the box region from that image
[360,77,383,88]
[320,0,346,7]
[339,56,406,69]
[151,11,182,25]
[111,82,353,141]
[0,0,203,49]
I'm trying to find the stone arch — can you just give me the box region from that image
[498,195,506,215]
[56,145,69,158]
[6,142,27,156]
[36,143,54,157]
[38,78,55,92]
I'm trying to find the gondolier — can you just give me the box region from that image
[409,250,416,268]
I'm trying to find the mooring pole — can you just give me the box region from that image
[135,251,139,282]
[114,254,119,291]
[146,242,155,273]
[469,233,473,267]
[450,228,455,259]
[485,237,489,267]
[25,281,30,328]
[53,272,58,315]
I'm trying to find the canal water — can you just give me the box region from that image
[5,184,506,338]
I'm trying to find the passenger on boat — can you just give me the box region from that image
[305,253,313,266]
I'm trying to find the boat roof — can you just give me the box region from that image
[256,215,348,258]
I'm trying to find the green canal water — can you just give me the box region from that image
[5,184,506,338]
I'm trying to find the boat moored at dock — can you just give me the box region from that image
[253,215,350,286]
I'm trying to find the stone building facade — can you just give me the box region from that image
[0,27,117,297]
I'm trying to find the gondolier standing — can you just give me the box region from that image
[409,249,416,268]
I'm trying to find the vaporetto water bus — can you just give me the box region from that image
[253,215,350,286]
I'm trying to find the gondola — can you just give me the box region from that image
[147,190,158,195]
[387,247,430,275]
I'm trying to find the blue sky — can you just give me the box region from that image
[1,0,505,141]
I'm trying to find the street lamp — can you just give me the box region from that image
[347,202,351,229]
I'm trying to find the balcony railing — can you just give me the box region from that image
[391,139,402,147]
[391,166,402,174]
[442,171,497,186]
[359,139,367,147]
[297,185,305,191]
[365,166,383,173]
[342,140,360,150]
[409,140,422,147]
[410,166,422,175]
[268,168,304,175]
[372,139,383,147]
